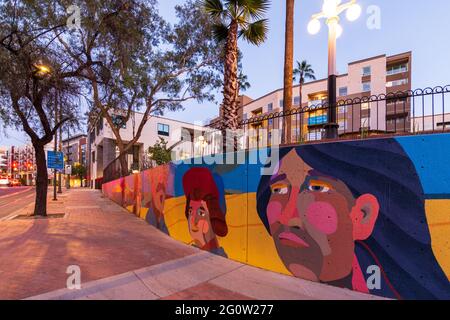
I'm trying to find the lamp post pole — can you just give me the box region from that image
[325,16,339,139]
[307,0,361,139]
[53,90,58,201]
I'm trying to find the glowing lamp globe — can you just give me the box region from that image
[322,0,342,18]
[346,4,362,21]
[308,19,321,35]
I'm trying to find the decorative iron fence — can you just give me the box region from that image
[102,85,450,184]
[241,85,450,147]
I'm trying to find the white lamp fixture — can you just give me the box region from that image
[307,0,361,139]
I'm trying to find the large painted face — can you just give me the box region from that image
[267,149,379,282]
[188,200,215,248]
[152,183,166,220]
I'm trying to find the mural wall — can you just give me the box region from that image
[102,134,450,300]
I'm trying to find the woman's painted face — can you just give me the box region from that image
[188,200,215,247]
[267,149,362,282]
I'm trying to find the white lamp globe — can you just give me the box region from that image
[308,19,321,35]
[322,0,341,18]
[346,4,362,21]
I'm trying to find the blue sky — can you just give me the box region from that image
[2,0,450,146]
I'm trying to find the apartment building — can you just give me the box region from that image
[241,52,412,144]
[0,145,37,185]
[62,134,87,167]
[88,112,208,187]
[0,147,8,174]
[412,113,450,132]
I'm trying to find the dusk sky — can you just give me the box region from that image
[2,0,449,146]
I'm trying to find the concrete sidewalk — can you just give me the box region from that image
[0,188,385,300]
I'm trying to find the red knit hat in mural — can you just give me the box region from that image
[182,167,228,237]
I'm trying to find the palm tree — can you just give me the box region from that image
[202,0,269,145]
[238,72,251,93]
[282,0,294,144]
[293,60,316,108]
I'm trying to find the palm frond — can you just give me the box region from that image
[212,22,230,43]
[241,0,270,20]
[239,19,268,45]
[201,0,224,19]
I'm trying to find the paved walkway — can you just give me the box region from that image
[0,188,385,300]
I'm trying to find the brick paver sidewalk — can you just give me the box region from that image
[0,188,197,299]
[0,188,385,300]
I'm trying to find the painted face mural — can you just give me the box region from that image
[182,167,228,258]
[263,149,379,284]
[142,165,173,234]
[257,140,450,299]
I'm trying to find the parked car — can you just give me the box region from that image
[0,177,10,187]
[9,179,22,187]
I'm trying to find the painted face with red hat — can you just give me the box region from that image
[182,168,228,256]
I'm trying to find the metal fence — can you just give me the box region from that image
[241,85,450,147]
[102,85,450,184]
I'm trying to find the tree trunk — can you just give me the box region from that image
[119,153,128,177]
[282,0,295,145]
[221,20,239,152]
[33,143,48,216]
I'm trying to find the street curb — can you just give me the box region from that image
[0,214,19,222]
[0,187,33,200]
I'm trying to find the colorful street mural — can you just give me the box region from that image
[102,133,450,300]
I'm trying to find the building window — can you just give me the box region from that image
[361,102,370,110]
[361,117,370,128]
[243,113,248,121]
[96,117,103,136]
[338,120,347,130]
[362,66,371,76]
[268,103,273,112]
[92,151,96,163]
[387,63,408,75]
[157,123,170,136]
[112,115,127,129]
[279,100,284,108]
[362,82,371,92]
[307,131,323,141]
[386,79,409,87]
[293,96,301,106]
[338,87,348,97]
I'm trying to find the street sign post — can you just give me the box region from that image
[47,151,64,170]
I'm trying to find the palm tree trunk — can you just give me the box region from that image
[221,20,239,152]
[283,0,295,145]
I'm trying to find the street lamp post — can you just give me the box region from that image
[308,0,361,139]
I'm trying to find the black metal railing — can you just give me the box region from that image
[241,85,450,147]
[102,85,450,184]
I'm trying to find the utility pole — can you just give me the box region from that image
[58,97,63,194]
[53,90,58,201]
[66,127,71,189]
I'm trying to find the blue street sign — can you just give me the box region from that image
[47,151,64,170]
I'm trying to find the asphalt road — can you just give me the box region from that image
[0,187,36,219]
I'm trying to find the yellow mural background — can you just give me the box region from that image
[425,200,450,279]
[103,179,450,280]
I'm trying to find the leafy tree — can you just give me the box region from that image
[147,138,172,166]
[293,60,316,108]
[51,0,222,176]
[202,0,269,148]
[0,1,84,216]
[72,163,87,186]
